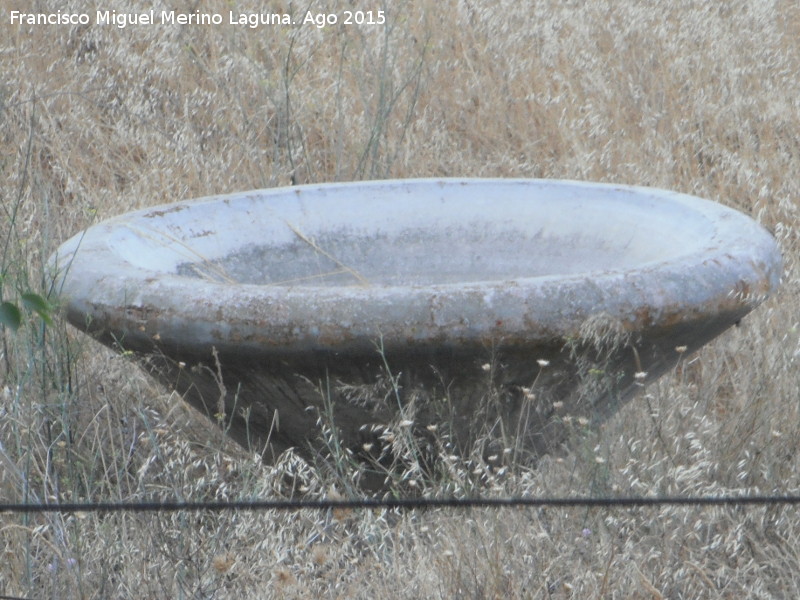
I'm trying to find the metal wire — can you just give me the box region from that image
[2,493,800,514]
[4,493,798,600]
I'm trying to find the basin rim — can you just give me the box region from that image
[50,178,783,357]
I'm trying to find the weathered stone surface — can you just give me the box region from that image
[50,179,782,479]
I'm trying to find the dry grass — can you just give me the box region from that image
[2,0,800,597]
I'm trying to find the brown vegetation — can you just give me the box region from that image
[1,0,799,597]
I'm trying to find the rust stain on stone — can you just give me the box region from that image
[143,205,187,219]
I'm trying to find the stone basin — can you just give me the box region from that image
[49,179,782,478]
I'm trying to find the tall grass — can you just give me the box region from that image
[2,0,800,597]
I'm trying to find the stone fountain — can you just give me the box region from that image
[50,179,782,482]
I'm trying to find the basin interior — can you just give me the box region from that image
[110,181,714,288]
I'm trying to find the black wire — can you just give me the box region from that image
[4,494,798,600]
[2,494,800,514]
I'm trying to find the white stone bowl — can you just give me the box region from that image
[50,179,782,475]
